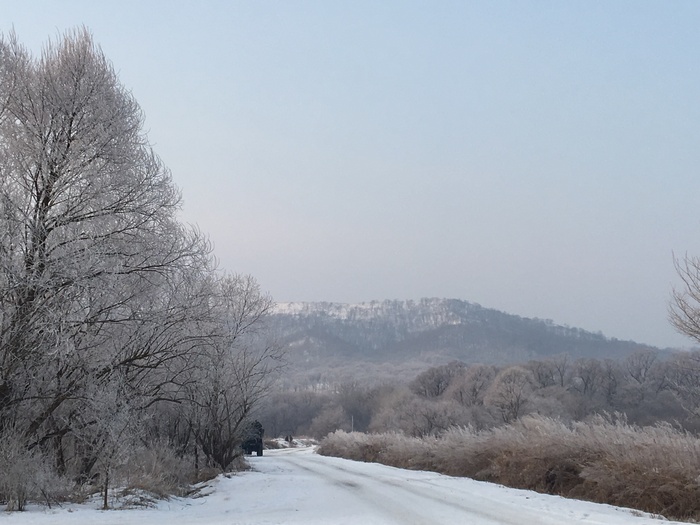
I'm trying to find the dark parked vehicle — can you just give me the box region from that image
[242,420,264,456]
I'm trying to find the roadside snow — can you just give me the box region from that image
[0,446,689,524]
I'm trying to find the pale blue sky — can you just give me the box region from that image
[3,1,700,348]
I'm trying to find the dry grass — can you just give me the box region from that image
[318,414,700,522]
[119,442,196,498]
[0,424,70,511]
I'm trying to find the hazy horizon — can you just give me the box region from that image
[3,1,700,348]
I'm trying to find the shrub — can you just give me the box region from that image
[0,424,68,511]
[120,441,195,498]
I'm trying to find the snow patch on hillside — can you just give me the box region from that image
[272,299,477,327]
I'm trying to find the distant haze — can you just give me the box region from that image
[3,1,700,348]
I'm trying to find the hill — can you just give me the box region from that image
[269,298,658,383]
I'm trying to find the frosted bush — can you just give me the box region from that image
[0,425,62,511]
[120,441,194,498]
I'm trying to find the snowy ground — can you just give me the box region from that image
[0,445,691,524]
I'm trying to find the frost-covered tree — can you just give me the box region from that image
[570,358,604,398]
[0,29,278,499]
[409,362,465,399]
[664,255,700,422]
[184,274,282,470]
[484,366,533,423]
[0,28,209,432]
[446,364,495,407]
[665,351,700,419]
[670,255,700,343]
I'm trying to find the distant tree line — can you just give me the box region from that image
[261,349,700,439]
[0,30,279,510]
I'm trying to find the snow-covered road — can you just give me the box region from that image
[248,448,682,525]
[1,446,691,524]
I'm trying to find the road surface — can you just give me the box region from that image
[237,447,684,525]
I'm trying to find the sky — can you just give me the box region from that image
[2,1,700,348]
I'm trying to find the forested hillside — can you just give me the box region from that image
[271,299,660,377]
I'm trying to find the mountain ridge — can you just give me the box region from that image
[270,299,659,372]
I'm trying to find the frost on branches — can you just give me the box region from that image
[0,29,280,509]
